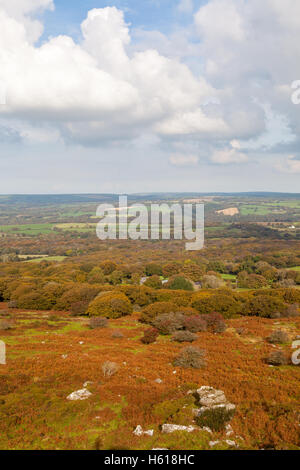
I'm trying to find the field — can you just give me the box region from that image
[1,304,299,450]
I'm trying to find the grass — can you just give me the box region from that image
[0,224,54,235]
[221,274,237,280]
[24,256,66,263]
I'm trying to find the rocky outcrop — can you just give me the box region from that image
[194,386,236,416]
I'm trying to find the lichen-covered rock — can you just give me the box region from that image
[161,424,196,434]
[67,388,92,401]
[133,425,154,437]
[195,386,236,415]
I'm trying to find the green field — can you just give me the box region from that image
[25,256,66,263]
[0,224,54,235]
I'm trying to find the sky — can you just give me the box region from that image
[0,0,299,194]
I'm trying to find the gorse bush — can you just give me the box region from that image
[173,346,206,369]
[243,295,286,318]
[144,275,162,289]
[87,293,133,319]
[140,301,178,323]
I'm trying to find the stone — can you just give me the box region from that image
[161,424,196,434]
[209,440,220,447]
[133,425,154,437]
[67,388,92,401]
[195,386,236,415]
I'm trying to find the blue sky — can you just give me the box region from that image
[41,1,204,41]
[0,0,299,194]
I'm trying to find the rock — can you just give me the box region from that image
[61,354,68,359]
[133,425,143,436]
[209,440,237,448]
[155,378,163,384]
[201,426,213,434]
[195,386,236,415]
[83,381,93,388]
[225,440,237,447]
[67,388,92,401]
[133,425,154,437]
[161,424,196,434]
[79,341,84,345]
[225,424,234,436]
[209,440,220,447]
[196,386,227,407]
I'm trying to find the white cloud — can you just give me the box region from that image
[0,5,227,145]
[169,153,199,167]
[275,155,300,174]
[194,0,245,42]
[211,140,248,164]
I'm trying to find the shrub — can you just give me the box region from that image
[89,317,108,329]
[192,293,240,319]
[237,272,268,289]
[284,303,299,318]
[0,319,14,330]
[267,329,289,344]
[121,285,153,307]
[184,316,207,333]
[195,407,235,432]
[172,331,197,343]
[111,330,124,339]
[87,293,133,319]
[202,312,226,333]
[201,275,225,289]
[57,285,100,310]
[17,291,53,310]
[243,295,286,318]
[266,351,288,366]
[70,301,89,316]
[102,361,119,378]
[141,328,159,344]
[140,301,178,323]
[144,275,162,289]
[153,312,185,335]
[166,275,194,291]
[173,346,206,369]
[145,263,163,276]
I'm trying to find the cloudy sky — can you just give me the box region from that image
[0,0,299,194]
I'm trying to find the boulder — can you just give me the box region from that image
[67,388,92,401]
[161,424,196,434]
